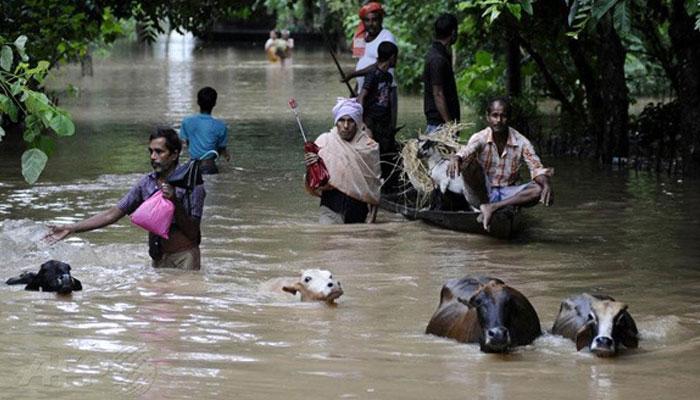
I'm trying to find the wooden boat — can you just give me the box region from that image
[379,191,522,239]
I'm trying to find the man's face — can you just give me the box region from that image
[149,137,178,174]
[363,12,383,37]
[486,102,509,134]
[336,116,358,141]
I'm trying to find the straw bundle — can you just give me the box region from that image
[397,122,473,207]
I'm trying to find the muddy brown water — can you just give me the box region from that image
[1,34,699,399]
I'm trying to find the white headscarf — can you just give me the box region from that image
[332,97,363,126]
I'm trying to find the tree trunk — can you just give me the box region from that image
[506,26,521,98]
[596,14,629,161]
[302,0,315,33]
[668,0,700,172]
[567,14,629,163]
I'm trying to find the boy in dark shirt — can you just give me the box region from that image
[357,41,399,189]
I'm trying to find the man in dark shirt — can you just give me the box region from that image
[423,13,460,134]
[357,41,399,186]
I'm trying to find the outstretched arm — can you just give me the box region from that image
[342,63,376,83]
[46,207,125,243]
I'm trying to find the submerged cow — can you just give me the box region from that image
[551,293,639,357]
[6,260,82,294]
[426,276,541,353]
[279,269,343,304]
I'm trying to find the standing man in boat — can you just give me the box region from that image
[447,97,553,231]
[180,86,230,174]
[46,128,206,270]
[423,13,460,134]
[343,2,398,131]
[304,98,382,224]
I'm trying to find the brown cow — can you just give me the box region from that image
[551,293,638,357]
[426,276,541,353]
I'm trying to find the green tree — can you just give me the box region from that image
[0,0,252,183]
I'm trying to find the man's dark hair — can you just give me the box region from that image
[435,13,458,40]
[197,86,218,112]
[377,41,398,62]
[486,97,511,116]
[150,127,182,155]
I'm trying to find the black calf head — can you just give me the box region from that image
[417,139,438,159]
[576,299,638,357]
[6,260,82,294]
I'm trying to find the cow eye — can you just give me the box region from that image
[328,275,332,279]
[304,276,312,283]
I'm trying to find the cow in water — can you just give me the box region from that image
[551,293,639,357]
[6,260,82,294]
[426,276,541,353]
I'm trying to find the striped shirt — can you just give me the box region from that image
[456,127,548,188]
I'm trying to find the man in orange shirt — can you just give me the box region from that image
[447,97,554,231]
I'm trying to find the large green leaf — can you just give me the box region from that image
[506,3,522,20]
[614,2,631,35]
[50,112,75,136]
[591,0,619,22]
[21,148,48,184]
[0,45,13,71]
[0,94,19,122]
[13,35,28,50]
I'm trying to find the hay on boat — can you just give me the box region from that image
[396,122,473,208]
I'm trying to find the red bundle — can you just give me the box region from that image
[304,142,330,189]
[289,98,330,190]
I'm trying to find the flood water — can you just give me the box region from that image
[1,33,699,399]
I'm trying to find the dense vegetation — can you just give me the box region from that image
[267,0,700,173]
[1,0,699,183]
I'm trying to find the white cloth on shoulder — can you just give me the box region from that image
[316,126,381,205]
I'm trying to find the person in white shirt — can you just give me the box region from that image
[343,2,398,130]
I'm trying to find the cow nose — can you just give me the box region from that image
[487,327,509,343]
[595,336,613,348]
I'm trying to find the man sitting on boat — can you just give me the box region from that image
[304,98,382,224]
[447,97,554,231]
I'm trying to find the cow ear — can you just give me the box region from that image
[618,310,639,349]
[575,322,593,351]
[282,283,300,296]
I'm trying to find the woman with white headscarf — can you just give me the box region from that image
[304,98,381,224]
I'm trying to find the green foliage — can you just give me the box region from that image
[21,148,49,185]
[0,35,75,183]
[456,50,505,106]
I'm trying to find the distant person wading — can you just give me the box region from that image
[180,87,230,174]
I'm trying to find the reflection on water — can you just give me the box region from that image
[1,34,700,399]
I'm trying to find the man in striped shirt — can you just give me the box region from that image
[447,97,553,231]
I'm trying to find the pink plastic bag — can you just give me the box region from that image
[130,190,175,239]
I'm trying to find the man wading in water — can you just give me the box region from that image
[46,128,206,270]
[304,98,381,224]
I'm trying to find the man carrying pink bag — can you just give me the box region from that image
[46,128,206,270]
